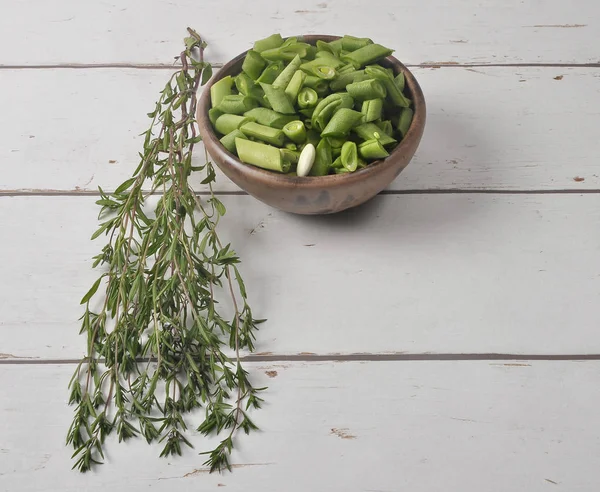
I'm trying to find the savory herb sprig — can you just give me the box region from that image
[67,28,264,474]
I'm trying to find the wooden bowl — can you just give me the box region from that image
[197,35,426,215]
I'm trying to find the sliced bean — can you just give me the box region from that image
[311,93,355,132]
[216,95,258,114]
[365,65,410,107]
[244,107,296,129]
[297,87,319,108]
[358,139,390,160]
[210,75,233,108]
[240,121,285,146]
[340,141,359,172]
[242,50,267,80]
[341,43,393,69]
[353,122,397,146]
[376,119,394,137]
[219,129,247,154]
[329,70,368,92]
[257,62,284,84]
[253,33,284,53]
[341,35,373,51]
[361,98,383,122]
[397,107,414,137]
[346,78,386,100]
[299,107,315,118]
[272,55,302,89]
[316,39,341,57]
[215,114,255,135]
[309,138,332,176]
[235,73,264,102]
[394,71,405,92]
[280,148,300,166]
[284,70,307,103]
[282,120,307,144]
[235,138,290,173]
[208,107,224,127]
[260,83,296,114]
[321,108,364,138]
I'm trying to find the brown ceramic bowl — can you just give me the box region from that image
[197,35,426,215]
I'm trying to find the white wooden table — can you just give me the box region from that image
[2,1,600,490]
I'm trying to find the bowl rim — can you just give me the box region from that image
[196,34,426,189]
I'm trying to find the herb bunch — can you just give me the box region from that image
[67,28,264,473]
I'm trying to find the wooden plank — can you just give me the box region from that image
[0,0,598,65]
[1,361,599,490]
[3,67,600,193]
[1,194,599,359]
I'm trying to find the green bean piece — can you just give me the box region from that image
[326,136,345,150]
[215,114,255,135]
[219,129,247,155]
[272,55,302,89]
[310,138,332,176]
[235,72,264,102]
[242,50,267,80]
[260,83,296,114]
[332,147,342,160]
[353,122,397,146]
[329,69,369,91]
[321,108,365,138]
[329,38,344,50]
[216,94,258,115]
[361,98,383,122]
[253,33,284,53]
[346,78,387,100]
[376,119,394,137]
[334,165,350,174]
[285,142,297,151]
[282,120,307,144]
[365,65,410,107]
[244,107,296,129]
[300,54,343,74]
[210,75,234,108]
[257,62,284,84]
[341,43,394,69]
[394,71,405,92]
[208,107,224,127]
[305,129,321,148]
[358,139,390,160]
[284,70,307,103]
[311,93,355,132]
[299,107,315,118]
[340,141,359,172]
[280,148,300,166]
[240,121,285,147]
[235,138,290,173]
[341,35,373,51]
[337,64,356,75]
[331,156,343,168]
[357,157,368,169]
[316,39,341,57]
[261,43,310,62]
[397,107,414,137]
[297,87,319,109]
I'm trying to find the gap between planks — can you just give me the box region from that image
[1,189,600,198]
[2,353,600,365]
[1,62,599,70]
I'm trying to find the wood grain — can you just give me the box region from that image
[1,361,599,491]
[0,0,598,65]
[2,194,599,359]
[2,67,600,193]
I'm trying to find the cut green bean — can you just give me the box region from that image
[282,120,307,144]
[235,138,290,173]
[244,107,296,129]
[284,70,307,103]
[310,138,332,176]
[361,98,383,122]
[321,108,364,138]
[331,156,343,168]
[215,114,254,135]
[376,119,394,137]
[311,92,355,132]
[260,83,296,114]
[346,78,387,100]
[329,69,369,91]
[365,65,410,107]
[316,39,341,57]
[353,122,397,146]
[219,129,247,154]
[394,71,405,92]
[397,107,414,137]
[341,35,373,51]
[358,139,390,160]
[280,148,300,166]
[305,129,321,148]
[298,87,319,108]
[341,43,394,69]
[299,107,315,118]
[216,94,258,114]
[240,121,285,146]
[334,166,350,174]
[329,38,344,50]
[257,62,284,84]
[340,141,359,172]
[337,64,356,75]
[272,55,302,89]
[208,107,224,127]
[235,72,264,102]
[261,43,310,62]
[242,50,267,80]
[253,33,284,53]
[210,75,233,108]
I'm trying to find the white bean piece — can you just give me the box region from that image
[297,143,316,177]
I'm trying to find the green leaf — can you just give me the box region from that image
[90,220,113,240]
[201,65,213,86]
[80,277,103,304]
[114,177,136,195]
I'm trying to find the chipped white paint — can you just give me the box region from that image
[1,362,600,491]
[1,194,599,359]
[0,0,598,65]
[2,67,600,192]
